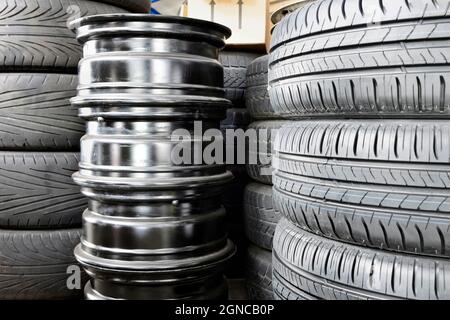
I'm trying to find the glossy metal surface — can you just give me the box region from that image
[70,14,231,120]
[84,275,229,300]
[71,14,234,300]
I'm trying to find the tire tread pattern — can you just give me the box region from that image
[273,219,450,300]
[0,228,85,300]
[0,0,128,70]
[245,245,274,300]
[246,55,278,119]
[0,74,82,150]
[0,152,86,228]
[244,183,280,250]
[269,0,450,118]
[273,121,450,257]
[220,51,261,106]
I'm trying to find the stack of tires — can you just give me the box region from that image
[0,0,149,300]
[243,55,285,300]
[220,108,251,279]
[270,0,450,300]
[219,51,260,279]
[220,52,262,108]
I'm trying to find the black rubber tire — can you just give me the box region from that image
[0,228,85,300]
[0,74,83,150]
[269,0,450,118]
[0,0,128,71]
[226,222,248,279]
[272,273,315,301]
[219,51,261,107]
[244,183,280,250]
[0,152,86,229]
[273,218,450,300]
[246,55,278,119]
[95,0,150,12]
[221,109,250,278]
[247,121,288,185]
[221,108,251,170]
[221,108,251,131]
[221,108,251,222]
[245,244,274,300]
[273,120,450,258]
[222,169,249,223]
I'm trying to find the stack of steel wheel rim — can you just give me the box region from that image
[70,14,236,300]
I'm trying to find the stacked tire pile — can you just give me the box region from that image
[0,0,148,300]
[243,55,285,300]
[219,51,261,278]
[270,0,450,300]
[220,52,263,108]
[71,15,236,300]
[220,108,250,279]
